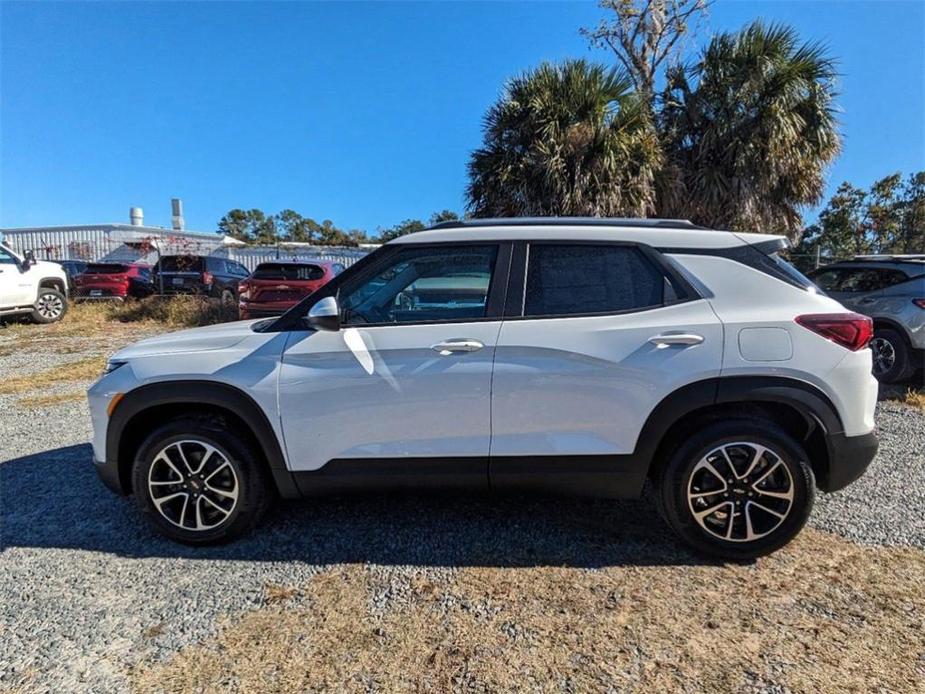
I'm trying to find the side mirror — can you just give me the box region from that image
[22,250,35,270]
[305,296,341,331]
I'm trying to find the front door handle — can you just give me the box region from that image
[431,339,484,355]
[648,333,704,346]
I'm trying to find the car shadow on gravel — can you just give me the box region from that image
[1,443,709,568]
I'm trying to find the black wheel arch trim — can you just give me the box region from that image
[634,375,848,488]
[105,380,299,498]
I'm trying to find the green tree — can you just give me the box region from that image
[217,209,251,242]
[429,210,460,225]
[216,208,277,244]
[659,21,840,237]
[377,219,426,243]
[466,59,661,218]
[276,209,317,243]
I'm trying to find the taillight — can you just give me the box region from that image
[795,313,873,351]
[202,271,213,286]
[913,298,925,309]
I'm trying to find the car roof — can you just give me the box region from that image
[388,217,784,250]
[255,259,336,267]
[814,260,925,273]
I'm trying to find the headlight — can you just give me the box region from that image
[103,359,128,375]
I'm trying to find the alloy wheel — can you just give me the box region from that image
[147,439,239,531]
[36,292,64,319]
[687,442,794,543]
[869,337,896,377]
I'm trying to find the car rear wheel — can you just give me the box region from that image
[131,417,274,544]
[870,328,914,383]
[655,419,814,561]
[31,288,67,324]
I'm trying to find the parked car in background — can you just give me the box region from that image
[238,260,344,319]
[0,242,69,323]
[53,259,88,294]
[809,256,925,383]
[74,262,154,301]
[91,218,879,560]
[152,255,250,304]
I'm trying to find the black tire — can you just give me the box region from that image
[131,416,274,544]
[655,419,814,561]
[870,328,914,384]
[30,287,68,324]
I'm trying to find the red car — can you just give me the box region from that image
[238,260,343,319]
[74,262,155,301]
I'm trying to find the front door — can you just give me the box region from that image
[0,246,31,308]
[278,243,507,490]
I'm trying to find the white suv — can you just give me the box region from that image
[88,219,879,559]
[0,243,69,323]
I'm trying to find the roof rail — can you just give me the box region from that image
[852,254,925,261]
[428,217,708,231]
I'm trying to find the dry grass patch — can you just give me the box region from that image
[0,356,105,395]
[901,388,925,412]
[133,529,924,693]
[16,391,86,408]
[0,296,237,346]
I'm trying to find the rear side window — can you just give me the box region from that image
[157,256,204,272]
[253,263,325,281]
[523,245,666,317]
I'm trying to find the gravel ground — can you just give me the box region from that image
[1,334,923,692]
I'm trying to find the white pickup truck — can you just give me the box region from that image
[0,242,69,323]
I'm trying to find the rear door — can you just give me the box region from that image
[489,242,723,495]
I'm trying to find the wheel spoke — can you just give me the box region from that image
[753,487,793,501]
[694,458,728,488]
[174,443,194,475]
[693,499,730,521]
[201,494,232,520]
[203,459,230,484]
[205,484,236,501]
[740,445,768,480]
[194,496,204,530]
[751,459,783,488]
[153,491,187,511]
[747,500,787,520]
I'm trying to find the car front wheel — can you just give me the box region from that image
[656,419,814,561]
[131,417,274,544]
[31,287,67,323]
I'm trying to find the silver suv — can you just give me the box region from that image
[809,256,925,383]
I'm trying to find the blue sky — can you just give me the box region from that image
[2,1,923,234]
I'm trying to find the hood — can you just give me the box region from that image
[35,260,67,276]
[112,319,266,359]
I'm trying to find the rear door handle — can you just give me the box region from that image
[648,333,704,346]
[431,339,484,355]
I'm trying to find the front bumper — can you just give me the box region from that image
[94,456,128,495]
[820,431,879,492]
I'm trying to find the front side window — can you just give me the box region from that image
[339,245,498,325]
[0,246,18,265]
[523,244,666,317]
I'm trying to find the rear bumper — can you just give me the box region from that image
[820,431,879,492]
[94,455,128,495]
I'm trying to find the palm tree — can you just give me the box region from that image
[466,59,661,218]
[659,21,841,237]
